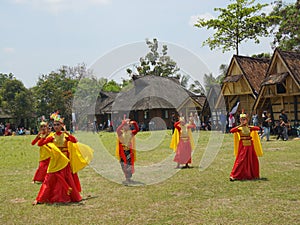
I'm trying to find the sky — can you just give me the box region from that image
[0,0,296,88]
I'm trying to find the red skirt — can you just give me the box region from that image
[33,158,50,182]
[173,139,192,164]
[36,164,82,204]
[230,140,259,180]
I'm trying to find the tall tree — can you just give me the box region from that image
[195,0,279,55]
[32,67,79,126]
[270,0,300,51]
[203,73,220,94]
[127,38,192,88]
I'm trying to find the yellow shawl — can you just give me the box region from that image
[233,127,263,157]
[170,125,195,152]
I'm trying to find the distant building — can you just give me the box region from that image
[94,75,207,130]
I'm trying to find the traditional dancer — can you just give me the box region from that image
[31,121,51,183]
[33,113,93,205]
[229,110,263,181]
[170,116,195,169]
[116,118,139,185]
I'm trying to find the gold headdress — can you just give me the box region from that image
[50,111,64,123]
[40,121,47,127]
[240,109,247,119]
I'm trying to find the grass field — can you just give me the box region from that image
[0,131,299,225]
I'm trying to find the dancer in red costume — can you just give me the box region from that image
[170,116,196,169]
[31,121,51,183]
[116,118,139,185]
[229,110,263,181]
[33,113,93,205]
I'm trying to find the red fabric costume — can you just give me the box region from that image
[35,132,82,203]
[172,121,195,165]
[116,120,139,180]
[31,136,50,183]
[230,125,261,180]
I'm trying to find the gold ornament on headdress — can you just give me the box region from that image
[40,121,47,127]
[50,112,64,123]
[240,109,248,119]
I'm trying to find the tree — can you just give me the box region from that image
[195,0,279,55]
[127,39,182,77]
[216,64,229,84]
[270,0,300,51]
[32,67,80,126]
[0,78,34,126]
[251,53,271,58]
[203,73,220,94]
[0,73,14,106]
[188,80,205,94]
[127,38,194,89]
[102,80,122,92]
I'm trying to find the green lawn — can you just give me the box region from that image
[0,131,299,225]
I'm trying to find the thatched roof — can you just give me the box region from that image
[261,72,288,86]
[277,49,300,86]
[108,75,205,112]
[95,92,118,114]
[233,55,270,93]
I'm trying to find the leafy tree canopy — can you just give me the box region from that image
[270,0,300,51]
[195,0,280,55]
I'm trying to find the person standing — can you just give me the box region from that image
[170,117,196,169]
[31,121,51,183]
[261,111,272,141]
[33,113,93,205]
[116,118,139,185]
[252,112,259,126]
[228,113,235,131]
[279,109,289,141]
[219,111,227,133]
[171,112,178,134]
[229,110,263,181]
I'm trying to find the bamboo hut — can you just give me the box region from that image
[215,55,270,117]
[253,49,300,124]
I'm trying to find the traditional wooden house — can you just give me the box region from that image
[95,75,206,130]
[215,55,270,117]
[253,49,300,123]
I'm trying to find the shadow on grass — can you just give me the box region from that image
[230,177,269,182]
[43,195,100,207]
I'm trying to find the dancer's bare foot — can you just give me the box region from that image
[32,200,38,205]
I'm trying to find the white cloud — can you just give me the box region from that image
[189,13,214,27]
[3,47,15,54]
[11,0,111,13]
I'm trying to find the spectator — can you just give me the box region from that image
[219,111,227,133]
[279,109,289,141]
[228,113,235,131]
[261,111,272,141]
[171,112,178,134]
[252,112,259,126]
